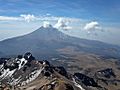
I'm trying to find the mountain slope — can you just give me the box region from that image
[0,52,93,90]
[0,26,120,59]
[0,52,120,90]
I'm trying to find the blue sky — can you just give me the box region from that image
[0,0,120,21]
[0,0,120,45]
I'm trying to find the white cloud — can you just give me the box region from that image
[0,14,80,23]
[83,21,102,33]
[0,14,81,30]
[43,21,51,28]
[0,16,20,21]
[0,14,36,22]
[20,14,36,22]
[54,18,72,30]
[84,21,99,30]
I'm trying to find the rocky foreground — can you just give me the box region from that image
[0,52,120,90]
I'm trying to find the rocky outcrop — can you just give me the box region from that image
[73,73,98,87]
[0,52,76,90]
[0,52,120,90]
[96,68,116,79]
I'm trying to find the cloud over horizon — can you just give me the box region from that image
[83,21,103,34]
[0,14,80,23]
[54,18,72,30]
[0,16,20,21]
[20,14,36,22]
[43,21,51,28]
[0,14,37,22]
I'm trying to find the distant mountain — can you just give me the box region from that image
[0,25,120,59]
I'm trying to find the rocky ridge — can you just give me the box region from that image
[0,52,120,90]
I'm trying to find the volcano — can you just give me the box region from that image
[0,25,120,59]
